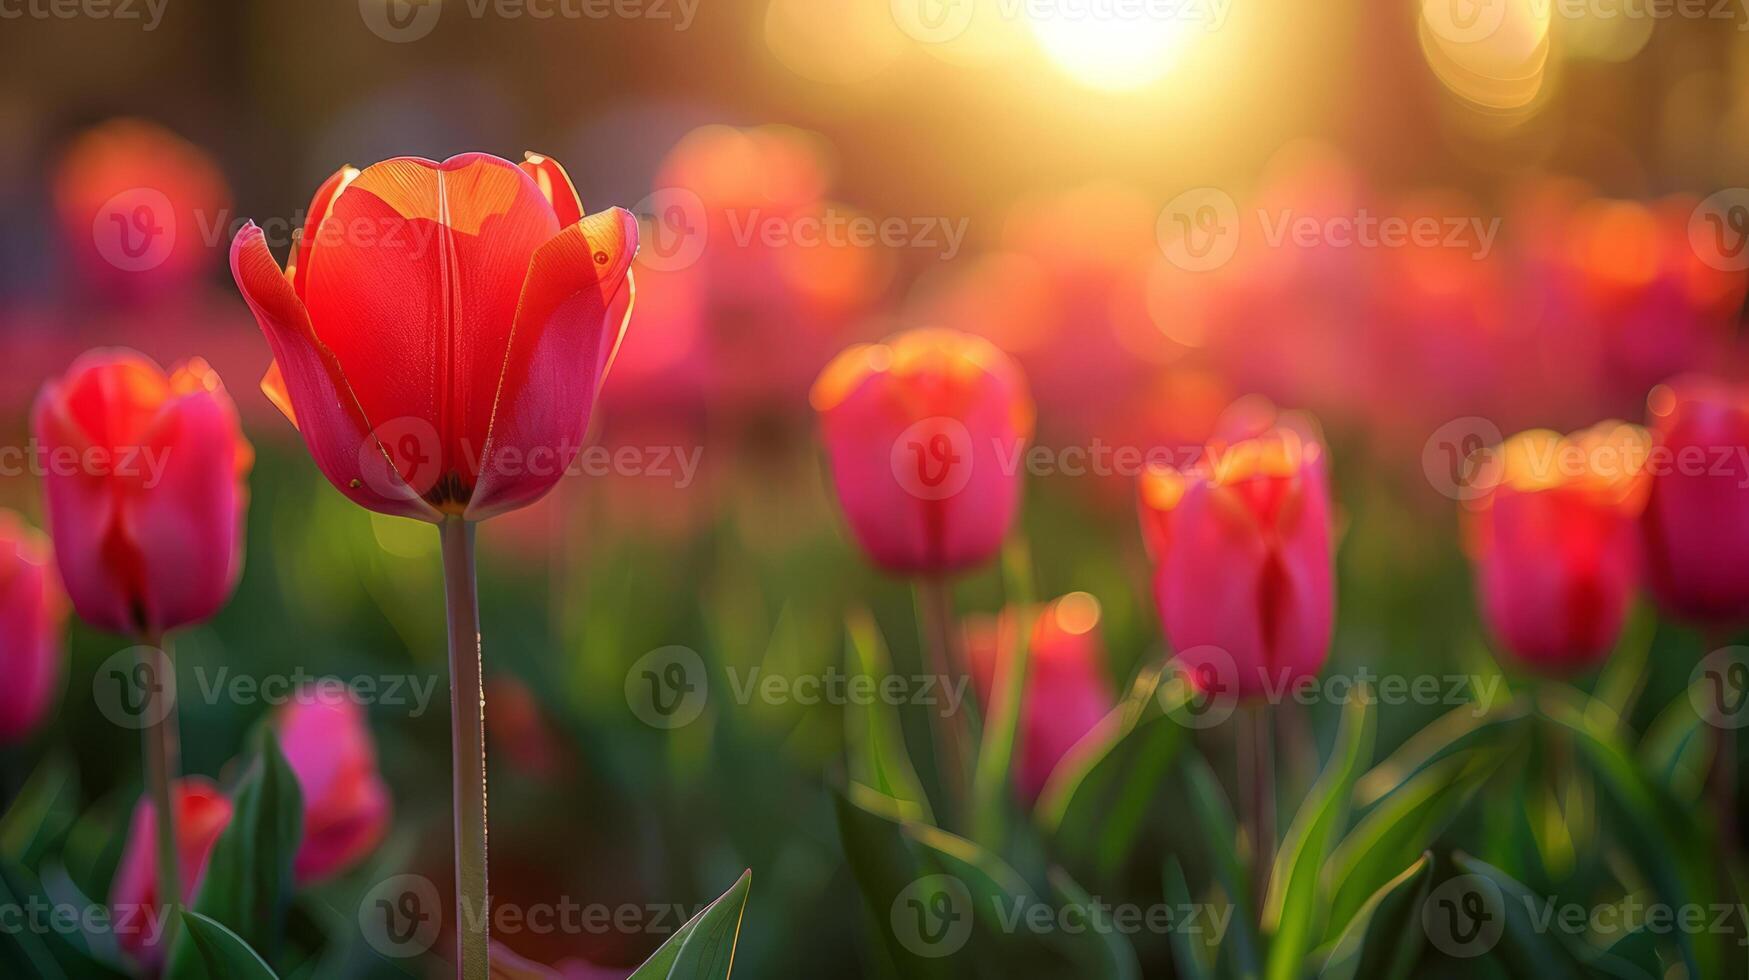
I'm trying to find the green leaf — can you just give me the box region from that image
[1352,700,1526,809]
[167,731,303,979]
[1180,750,1260,978]
[970,539,1038,847]
[1325,747,1506,936]
[179,911,279,980]
[845,609,933,823]
[1317,853,1430,980]
[628,870,751,980]
[1263,692,1373,980]
[1639,685,1710,801]
[0,752,79,868]
[1047,868,1140,980]
[1447,854,1587,980]
[1163,859,1213,980]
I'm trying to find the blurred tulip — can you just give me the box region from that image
[965,593,1114,801]
[52,119,230,304]
[109,777,232,966]
[277,682,391,884]
[32,350,251,637]
[1464,422,1649,670]
[231,152,638,522]
[1642,378,1749,624]
[489,942,626,979]
[811,329,1034,575]
[1138,403,1335,700]
[486,674,567,780]
[0,511,64,742]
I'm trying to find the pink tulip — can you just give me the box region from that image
[1138,404,1335,701]
[1464,423,1648,670]
[277,682,391,884]
[811,329,1034,575]
[0,512,65,743]
[109,777,233,966]
[1641,377,1749,625]
[489,942,627,979]
[230,152,637,522]
[965,593,1115,801]
[32,350,252,637]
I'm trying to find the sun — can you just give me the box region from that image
[1025,3,1200,92]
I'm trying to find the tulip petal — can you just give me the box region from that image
[302,155,562,501]
[466,207,638,519]
[288,164,361,300]
[231,222,439,521]
[519,152,585,227]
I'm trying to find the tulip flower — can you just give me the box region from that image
[33,350,251,637]
[965,593,1114,802]
[1641,377,1749,625]
[1137,404,1335,701]
[810,328,1034,576]
[34,349,250,945]
[231,151,638,979]
[0,512,65,743]
[1462,422,1649,670]
[109,777,233,966]
[277,683,391,884]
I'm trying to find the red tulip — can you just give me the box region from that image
[32,350,251,637]
[230,152,638,522]
[1463,423,1648,670]
[0,512,65,743]
[1641,377,1749,624]
[277,682,391,884]
[1138,403,1335,701]
[109,777,233,965]
[965,593,1115,801]
[811,329,1034,575]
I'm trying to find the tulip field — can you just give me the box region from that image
[7,2,1749,979]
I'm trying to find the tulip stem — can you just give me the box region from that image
[139,634,181,953]
[1239,704,1276,915]
[440,517,490,980]
[1706,628,1740,856]
[915,577,969,827]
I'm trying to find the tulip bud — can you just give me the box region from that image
[32,350,252,637]
[965,593,1115,801]
[109,777,233,966]
[1138,404,1335,701]
[0,512,65,743]
[277,682,392,884]
[811,329,1034,575]
[231,152,638,522]
[1463,422,1649,670]
[1641,377,1749,625]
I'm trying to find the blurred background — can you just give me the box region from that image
[3,0,1749,975]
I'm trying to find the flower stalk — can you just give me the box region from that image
[139,635,181,952]
[440,517,490,979]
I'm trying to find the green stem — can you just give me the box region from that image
[440,517,490,980]
[1240,704,1276,917]
[140,635,181,953]
[970,540,1036,847]
[915,577,969,828]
